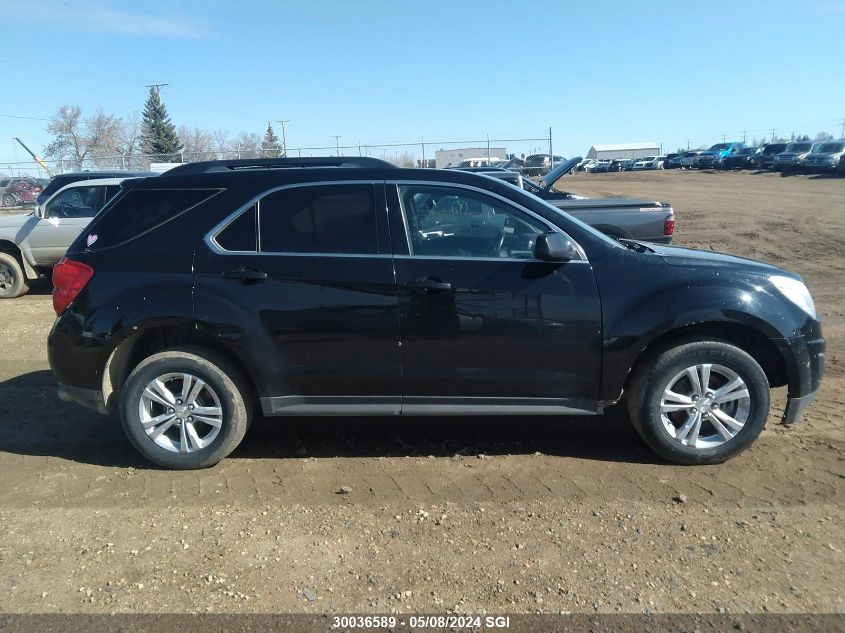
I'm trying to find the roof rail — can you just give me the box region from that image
[160,156,397,176]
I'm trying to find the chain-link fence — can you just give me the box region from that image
[0,134,554,178]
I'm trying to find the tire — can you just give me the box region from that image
[627,340,770,465]
[119,347,252,469]
[2,194,16,207]
[0,251,30,299]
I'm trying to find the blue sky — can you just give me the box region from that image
[0,0,843,166]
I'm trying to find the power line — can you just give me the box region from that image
[0,113,48,121]
[145,82,169,93]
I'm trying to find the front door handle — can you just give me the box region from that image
[224,267,268,281]
[407,277,452,292]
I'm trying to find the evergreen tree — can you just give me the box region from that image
[261,122,283,158]
[142,86,183,162]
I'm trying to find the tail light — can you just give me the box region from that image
[52,257,93,315]
[664,213,676,236]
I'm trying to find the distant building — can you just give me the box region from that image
[586,143,660,160]
[435,147,507,169]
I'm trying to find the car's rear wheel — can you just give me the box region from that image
[2,194,16,207]
[627,340,770,465]
[0,252,30,299]
[119,347,252,469]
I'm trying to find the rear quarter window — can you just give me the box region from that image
[81,188,220,251]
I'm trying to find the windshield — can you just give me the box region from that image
[786,143,812,153]
[815,142,844,153]
[737,148,756,155]
[638,156,655,161]
[764,144,786,154]
[708,143,730,151]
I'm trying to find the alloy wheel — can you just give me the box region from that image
[659,363,751,449]
[138,372,223,453]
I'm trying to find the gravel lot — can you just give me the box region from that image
[0,170,842,616]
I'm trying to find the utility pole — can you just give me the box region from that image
[840,118,845,140]
[721,134,727,143]
[486,134,491,163]
[686,139,691,149]
[771,128,777,142]
[742,130,747,144]
[276,120,289,157]
[549,126,553,167]
[145,82,169,94]
[332,135,341,157]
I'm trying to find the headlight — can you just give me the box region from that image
[770,275,817,318]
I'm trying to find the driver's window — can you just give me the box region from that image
[45,186,100,219]
[398,185,547,259]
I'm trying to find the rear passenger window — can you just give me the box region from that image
[215,204,257,252]
[258,184,377,254]
[84,188,219,250]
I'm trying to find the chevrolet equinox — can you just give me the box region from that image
[47,158,825,469]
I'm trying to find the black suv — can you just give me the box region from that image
[48,158,825,469]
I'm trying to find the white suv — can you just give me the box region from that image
[0,177,130,298]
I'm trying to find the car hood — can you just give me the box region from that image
[804,152,840,159]
[648,243,785,274]
[0,213,33,229]
[538,156,582,189]
[698,151,720,157]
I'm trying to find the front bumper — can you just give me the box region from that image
[782,390,820,424]
[775,332,825,424]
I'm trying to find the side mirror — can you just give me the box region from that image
[534,232,581,263]
[35,204,46,219]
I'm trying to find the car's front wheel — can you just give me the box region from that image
[627,340,770,465]
[119,347,252,469]
[0,252,30,299]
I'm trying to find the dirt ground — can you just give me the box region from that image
[0,170,842,616]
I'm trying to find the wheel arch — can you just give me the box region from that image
[0,239,39,280]
[618,321,788,403]
[102,323,261,414]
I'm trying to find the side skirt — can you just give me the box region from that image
[260,395,596,417]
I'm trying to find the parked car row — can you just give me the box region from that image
[575,140,845,176]
[666,141,845,173]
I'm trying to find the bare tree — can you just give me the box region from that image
[44,105,122,169]
[178,125,217,161]
[815,132,833,142]
[233,131,262,159]
[116,111,144,169]
[213,129,232,159]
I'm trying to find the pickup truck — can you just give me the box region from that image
[518,157,675,243]
[0,177,127,298]
[696,142,745,169]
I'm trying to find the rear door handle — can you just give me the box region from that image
[406,277,452,292]
[224,267,268,281]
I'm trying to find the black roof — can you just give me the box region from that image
[161,157,396,176]
[52,170,154,177]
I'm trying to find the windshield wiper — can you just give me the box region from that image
[616,237,655,253]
